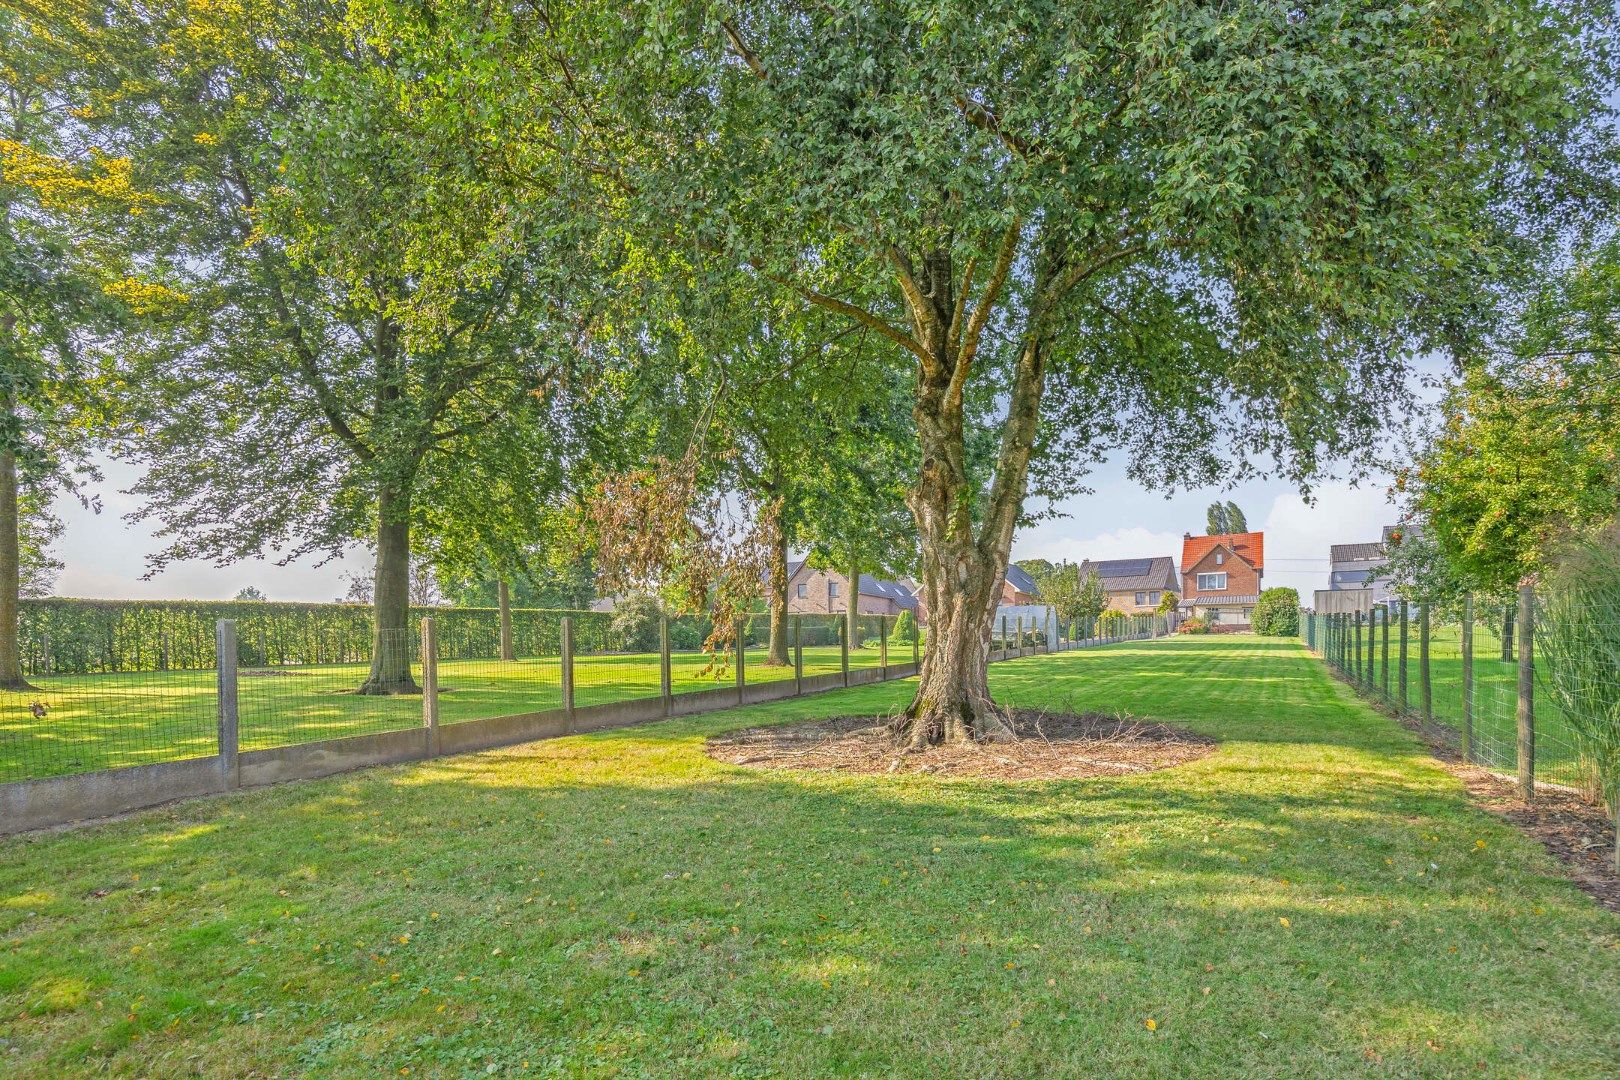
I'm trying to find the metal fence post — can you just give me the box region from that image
[659,615,672,717]
[561,616,575,732]
[421,616,441,757]
[879,615,889,678]
[1398,601,1409,710]
[216,619,240,790]
[1353,611,1363,683]
[1461,596,1473,763]
[1517,584,1535,799]
[1380,605,1390,698]
[735,618,746,704]
[794,615,804,695]
[1419,602,1432,725]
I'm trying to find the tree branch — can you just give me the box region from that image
[755,267,932,367]
[720,19,768,81]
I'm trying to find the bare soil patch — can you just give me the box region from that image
[707,710,1218,781]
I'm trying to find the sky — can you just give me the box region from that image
[49,441,1415,606]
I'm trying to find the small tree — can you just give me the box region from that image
[889,609,918,646]
[1156,591,1179,617]
[1252,588,1301,636]
[1076,572,1108,624]
[234,587,267,602]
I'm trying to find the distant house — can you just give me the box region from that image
[783,561,921,619]
[1318,524,1413,611]
[1077,556,1179,614]
[1178,531,1264,628]
[1001,564,1041,605]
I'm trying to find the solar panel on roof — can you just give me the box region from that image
[1099,559,1153,578]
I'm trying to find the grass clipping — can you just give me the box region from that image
[708,710,1217,780]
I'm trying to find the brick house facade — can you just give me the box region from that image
[1178,531,1264,628]
[782,561,921,619]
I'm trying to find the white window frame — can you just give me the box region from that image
[1197,572,1228,591]
[796,583,808,599]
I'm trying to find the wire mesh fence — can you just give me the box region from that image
[1,603,1172,793]
[1301,594,1603,801]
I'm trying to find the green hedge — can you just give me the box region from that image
[17,599,639,675]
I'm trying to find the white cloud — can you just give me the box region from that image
[1255,480,1397,599]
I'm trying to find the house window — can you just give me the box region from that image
[1197,572,1228,591]
[1215,553,1224,565]
[828,581,839,599]
[1135,592,1147,606]
[796,583,807,599]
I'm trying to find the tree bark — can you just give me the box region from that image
[497,577,515,662]
[846,554,861,650]
[359,484,419,694]
[0,446,33,691]
[766,522,790,665]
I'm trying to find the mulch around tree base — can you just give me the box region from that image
[1355,675,1620,913]
[706,710,1218,781]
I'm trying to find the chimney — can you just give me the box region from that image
[1183,531,1192,540]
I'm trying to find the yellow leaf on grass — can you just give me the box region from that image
[1144,1018,1157,1031]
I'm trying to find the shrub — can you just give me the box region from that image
[889,609,919,645]
[1252,588,1301,636]
[608,593,665,652]
[1538,529,1620,871]
[1177,617,1211,635]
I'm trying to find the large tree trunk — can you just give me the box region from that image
[895,246,1050,748]
[846,555,862,650]
[0,446,33,691]
[359,485,419,694]
[766,523,790,665]
[497,577,515,661]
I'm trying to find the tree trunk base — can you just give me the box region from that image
[0,676,38,693]
[895,693,1016,751]
[355,677,421,696]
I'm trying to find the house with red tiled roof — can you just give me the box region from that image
[1178,530,1264,629]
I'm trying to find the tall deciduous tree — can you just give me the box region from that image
[60,0,599,691]
[341,0,1616,739]
[0,7,138,688]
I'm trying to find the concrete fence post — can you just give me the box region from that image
[1461,596,1474,763]
[1517,584,1535,799]
[561,616,575,732]
[216,619,240,790]
[840,616,850,687]
[879,615,890,678]
[1001,615,1009,656]
[1419,602,1432,725]
[735,619,746,704]
[1016,615,1025,656]
[794,616,804,695]
[911,619,920,670]
[421,616,441,757]
[659,615,672,717]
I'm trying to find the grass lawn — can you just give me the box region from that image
[0,643,904,784]
[2,636,1617,1076]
